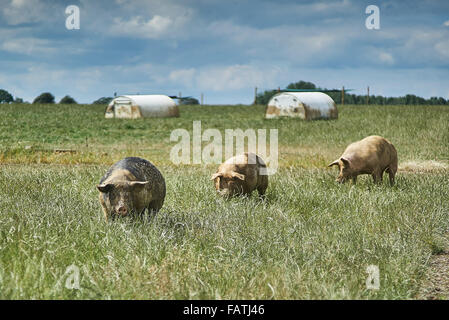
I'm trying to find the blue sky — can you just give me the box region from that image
[0,0,448,104]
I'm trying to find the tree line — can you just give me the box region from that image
[255,81,449,105]
[0,90,78,104]
[1,85,448,105]
[0,89,113,104]
[0,89,199,105]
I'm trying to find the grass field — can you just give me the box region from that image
[0,103,448,299]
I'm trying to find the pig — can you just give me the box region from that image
[328,135,398,185]
[211,152,268,198]
[97,157,166,221]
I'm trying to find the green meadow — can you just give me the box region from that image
[0,103,448,299]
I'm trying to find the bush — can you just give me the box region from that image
[286,81,316,90]
[33,92,55,104]
[0,89,13,103]
[255,80,316,104]
[92,97,113,105]
[59,95,77,104]
[255,89,279,105]
[179,97,199,105]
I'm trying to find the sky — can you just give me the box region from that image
[0,0,448,104]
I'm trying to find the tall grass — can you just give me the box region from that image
[0,103,448,299]
[0,165,448,299]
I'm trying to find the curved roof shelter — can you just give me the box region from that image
[105,95,179,119]
[265,92,338,120]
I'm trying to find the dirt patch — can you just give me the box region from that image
[399,160,449,173]
[417,253,449,300]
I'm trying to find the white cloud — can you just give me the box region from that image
[1,38,56,55]
[196,65,266,91]
[207,20,347,63]
[110,15,173,39]
[308,0,352,12]
[378,52,395,65]
[398,28,449,65]
[435,40,449,59]
[8,62,280,100]
[443,20,449,27]
[2,0,53,25]
[264,0,354,18]
[166,64,282,92]
[0,63,149,102]
[168,68,196,86]
[101,0,194,39]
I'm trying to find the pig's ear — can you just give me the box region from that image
[97,184,113,193]
[328,160,340,167]
[211,173,222,180]
[340,157,350,167]
[130,181,149,189]
[231,172,245,181]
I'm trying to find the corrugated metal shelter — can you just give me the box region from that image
[265,92,338,120]
[105,95,179,119]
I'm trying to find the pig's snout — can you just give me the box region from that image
[117,206,128,216]
[218,188,231,197]
[336,176,346,184]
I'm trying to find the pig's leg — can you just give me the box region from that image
[351,176,357,184]
[257,186,267,199]
[372,170,382,184]
[99,194,109,222]
[148,199,164,215]
[388,161,397,186]
[102,208,109,222]
[387,167,395,186]
[257,175,268,198]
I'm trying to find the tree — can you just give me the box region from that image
[178,97,199,105]
[33,92,55,104]
[92,97,113,105]
[14,97,24,103]
[437,97,447,105]
[256,80,318,105]
[0,89,13,103]
[59,95,77,104]
[286,81,316,90]
[255,89,278,105]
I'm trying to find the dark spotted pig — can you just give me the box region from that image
[97,157,166,221]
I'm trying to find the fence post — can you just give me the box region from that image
[367,86,370,105]
[254,87,258,105]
